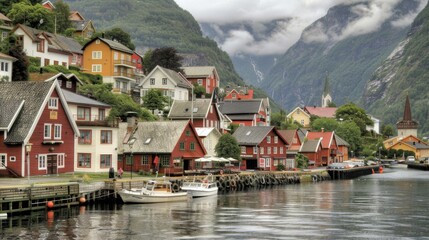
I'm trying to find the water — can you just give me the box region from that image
[2,166,429,239]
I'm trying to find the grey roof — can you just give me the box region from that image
[62,89,110,108]
[404,141,429,149]
[218,100,262,115]
[0,81,54,143]
[0,99,24,130]
[118,121,190,153]
[181,66,216,77]
[0,53,17,61]
[72,20,90,31]
[159,66,192,89]
[299,139,321,153]
[226,114,255,120]
[335,134,350,147]
[232,126,274,145]
[54,34,83,54]
[168,99,211,119]
[297,128,308,143]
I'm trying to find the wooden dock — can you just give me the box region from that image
[327,165,380,180]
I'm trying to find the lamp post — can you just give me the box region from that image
[379,147,382,163]
[127,137,136,179]
[25,143,32,184]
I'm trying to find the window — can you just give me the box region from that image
[179,142,185,150]
[150,78,155,85]
[185,130,190,136]
[92,64,102,72]
[10,156,16,162]
[141,155,149,165]
[92,51,102,59]
[267,136,271,143]
[99,109,105,121]
[190,142,195,151]
[274,136,278,144]
[0,62,8,72]
[38,155,46,169]
[66,81,72,88]
[54,60,59,65]
[267,147,271,154]
[301,119,305,125]
[260,147,264,154]
[0,154,6,168]
[114,52,118,60]
[48,97,58,109]
[141,89,148,97]
[160,155,169,167]
[58,154,64,168]
[101,130,112,144]
[232,93,237,99]
[54,124,62,139]
[78,153,91,168]
[77,107,91,121]
[44,59,50,66]
[116,81,121,89]
[44,124,52,139]
[37,39,45,52]
[197,79,202,85]
[58,80,62,87]
[100,154,112,168]
[280,147,284,154]
[79,130,92,144]
[253,147,258,154]
[274,147,278,154]
[1,32,7,41]
[241,146,246,154]
[162,78,167,85]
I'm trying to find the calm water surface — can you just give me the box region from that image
[2,165,429,239]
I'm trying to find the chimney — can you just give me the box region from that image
[126,111,138,133]
[321,128,324,133]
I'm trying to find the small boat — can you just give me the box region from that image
[181,174,218,198]
[118,180,188,204]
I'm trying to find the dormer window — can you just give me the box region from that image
[37,39,45,52]
[48,97,58,109]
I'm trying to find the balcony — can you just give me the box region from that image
[73,114,118,127]
[112,88,131,95]
[113,60,135,68]
[113,71,136,81]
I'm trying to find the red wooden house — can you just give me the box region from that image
[181,66,219,95]
[233,126,288,170]
[278,129,302,169]
[305,131,338,166]
[299,139,323,168]
[218,99,269,126]
[224,86,254,100]
[0,81,79,177]
[118,120,206,175]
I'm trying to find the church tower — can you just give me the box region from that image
[321,74,332,107]
[396,95,418,137]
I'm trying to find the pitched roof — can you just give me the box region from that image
[29,72,84,86]
[140,65,192,89]
[335,134,350,147]
[397,95,418,129]
[218,99,262,115]
[299,139,322,153]
[0,12,11,22]
[306,131,335,149]
[278,129,297,145]
[0,81,79,143]
[0,100,24,131]
[168,99,212,119]
[62,89,110,108]
[72,20,91,31]
[304,106,337,118]
[195,127,221,138]
[181,66,217,78]
[233,126,283,145]
[54,34,83,54]
[118,121,199,154]
[82,37,133,54]
[287,107,310,118]
[0,52,17,61]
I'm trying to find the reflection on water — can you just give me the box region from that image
[2,166,429,239]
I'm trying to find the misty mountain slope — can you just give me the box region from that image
[363,2,429,135]
[261,0,422,111]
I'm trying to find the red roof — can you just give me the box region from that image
[306,131,335,149]
[304,107,337,118]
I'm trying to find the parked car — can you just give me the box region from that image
[407,156,416,162]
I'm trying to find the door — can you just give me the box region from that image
[47,155,57,174]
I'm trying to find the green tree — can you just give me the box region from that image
[311,117,339,132]
[104,27,135,50]
[0,0,41,14]
[8,1,54,32]
[53,0,72,34]
[280,117,302,130]
[295,153,308,169]
[336,120,362,152]
[381,124,395,138]
[271,111,286,128]
[142,89,170,114]
[193,83,206,98]
[215,133,241,161]
[229,123,239,134]
[145,47,183,73]
[2,35,29,81]
[335,103,373,134]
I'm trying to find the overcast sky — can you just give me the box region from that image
[174,0,427,56]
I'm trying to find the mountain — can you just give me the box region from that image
[260,0,423,111]
[363,2,429,135]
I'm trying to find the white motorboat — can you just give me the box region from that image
[181,174,218,198]
[118,180,189,204]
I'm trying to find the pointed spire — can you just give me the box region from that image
[323,73,330,97]
[403,95,412,121]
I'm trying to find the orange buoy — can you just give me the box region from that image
[47,210,54,227]
[379,166,383,174]
[46,201,54,209]
[79,197,86,204]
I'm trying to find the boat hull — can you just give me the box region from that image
[181,182,218,198]
[118,189,189,203]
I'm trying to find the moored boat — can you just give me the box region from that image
[118,180,189,203]
[181,174,218,198]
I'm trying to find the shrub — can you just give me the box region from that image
[277,164,286,171]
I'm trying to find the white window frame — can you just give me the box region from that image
[92,64,102,72]
[0,154,7,169]
[260,147,264,154]
[268,147,271,154]
[150,78,155,85]
[38,154,47,170]
[253,147,258,154]
[66,81,72,88]
[54,124,62,140]
[197,79,203,85]
[274,136,278,144]
[280,147,284,154]
[10,156,16,162]
[92,51,102,59]
[267,136,271,143]
[48,97,58,109]
[274,147,278,154]
[162,78,167,85]
[241,146,246,154]
[44,124,52,139]
[58,154,65,168]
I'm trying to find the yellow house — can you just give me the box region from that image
[82,37,135,94]
[386,135,429,159]
[287,107,311,127]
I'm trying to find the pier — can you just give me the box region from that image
[327,165,380,180]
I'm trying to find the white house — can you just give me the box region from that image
[195,127,222,157]
[367,115,380,134]
[62,89,119,173]
[138,65,192,107]
[0,53,17,82]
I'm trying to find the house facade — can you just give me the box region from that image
[287,107,311,127]
[278,129,302,169]
[0,81,79,177]
[62,89,119,173]
[0,13,13,42]
[233,126,288,170]
[195,127,222,157]
[69,11,96,39]
[218,99,269,126]
[0,53,17,82]
[299,139,323,168]
[385,135,429,159]
[224,86,254,100]
[118,120,206,175]
[181,66,220,95]
[30,72,83,93]
[82,37,136,94]
[305,131,338,166]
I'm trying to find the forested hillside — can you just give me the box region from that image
[363,2,429,135]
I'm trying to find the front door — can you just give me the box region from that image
[47,155,57,174]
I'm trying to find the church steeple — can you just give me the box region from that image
[396,94,418,137]
[321,73,332,107]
